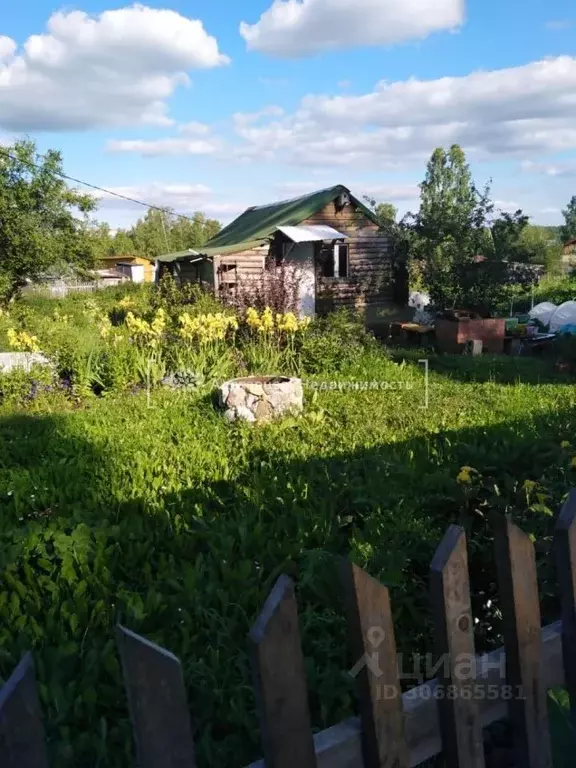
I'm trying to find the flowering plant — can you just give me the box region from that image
[7,328,40,353]
[178,312,238,345]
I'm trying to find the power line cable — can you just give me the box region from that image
[0,145,204,224]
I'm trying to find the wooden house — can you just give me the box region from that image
[156,185,405,317]
[97,254,155,283]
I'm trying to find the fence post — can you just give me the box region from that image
[341,560,408,768]
[0,653,48,768]
[554,488,576,735]
[116,625,196,768]
[430,525,485,767]
[495,517,552,767]
[249,575,317,768]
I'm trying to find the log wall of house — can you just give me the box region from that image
[215,247,268,296]
[302,200,395,312]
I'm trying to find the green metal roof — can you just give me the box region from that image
[157,185,377,263]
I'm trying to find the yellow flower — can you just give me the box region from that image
[179,311,238,345]
[7,328,40,353]
[99,315,112,339]
[261,307,274,332]
[561,441,571,449]
[118,296,134,309]
[246,307,262,330]
[456,466,476,484]
[276,312,300,333]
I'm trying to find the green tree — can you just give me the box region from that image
[0,139,97,304]
[491,210,530,261]
[518,225,563,272]
[415,144,496,310]
[561,195,576,243]
[373,202,397,229]
[126,209,221,260]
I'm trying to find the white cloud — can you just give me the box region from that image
[0,36,16,61]
[546,19,573,30]
[0,5,228,132]
[275,180,419,201]
[178,121,212,135]
[231,56,576,168]
[106,137,221,157]
[522,160,576,177]
[240,0,464,57]
[93,182,244,225]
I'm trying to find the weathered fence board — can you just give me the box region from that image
[0,653,48,768]
[247,622,564,768]
[495,517,552,768]
[430,525,484,767]
[555,488,576,734]
[341,560,409,768]
[249,574,317,768]
[116,625,196,768]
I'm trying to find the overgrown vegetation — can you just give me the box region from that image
[1,286,576,766]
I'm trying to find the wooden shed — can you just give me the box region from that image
[156,185,404,317]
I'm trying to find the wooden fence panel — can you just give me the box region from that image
[341,560,409,768]
[0,653,48,768]
[249,574,317,768]
[495,517,552,768]
[430,525,485,767]
[555,488,576,735]
[116,625,196,768]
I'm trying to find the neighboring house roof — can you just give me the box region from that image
[99,254,155,264]
[157,185,377,263]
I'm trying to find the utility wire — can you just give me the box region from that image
[0,145,204,224]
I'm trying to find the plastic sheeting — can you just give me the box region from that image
[549,301,576,332]
[529,301,557,327]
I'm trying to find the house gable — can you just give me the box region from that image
[201,185,379,254]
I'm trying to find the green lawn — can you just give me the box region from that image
[1,343,576,766]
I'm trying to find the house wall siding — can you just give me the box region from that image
[215,248,267,294]
[302,201,394,312]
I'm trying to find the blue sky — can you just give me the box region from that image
[1,1,575,229]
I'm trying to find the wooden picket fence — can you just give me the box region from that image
[2,490,576,767]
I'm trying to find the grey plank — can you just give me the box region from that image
[0,653,48,768]
[116,625,196,768]
[555,488,576,735]
[430,525,484,767]
[249,574,317,768]
[341,559,408,768]
[495,517,552,767]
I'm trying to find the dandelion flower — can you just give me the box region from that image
[457,466,476,484]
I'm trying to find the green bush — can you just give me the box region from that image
[299,309,379,373]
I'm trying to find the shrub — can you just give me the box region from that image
[152,274,223,320]
[299,309,378,373]
[229,262,303,315]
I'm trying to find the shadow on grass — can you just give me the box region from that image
[387,346,576,385]
[0,400,575,766]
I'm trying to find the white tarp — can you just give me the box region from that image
[529,302,557,327]
[276,225,347,243]
[549,300,576,332]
